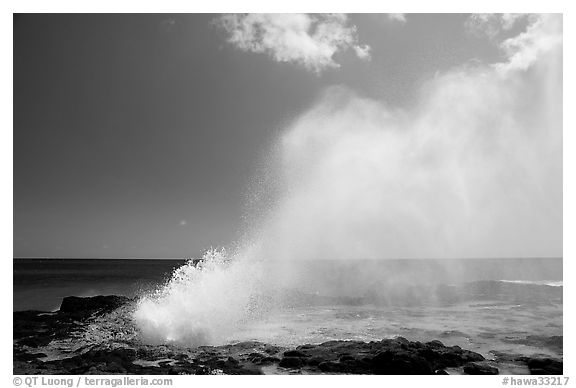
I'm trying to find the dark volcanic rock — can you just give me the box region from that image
[317,360,365,373]
[490,350,526,362]
[14,295,133,351]
[14,295,135,375]
[275,337,485,374]
[14,350,47,362]
[418,341,485,369]
[463,361,499,375]
[525,358,563,375]
[372,350,433,374]
[279,357,304,368]
[60,295,131,316]
[248,353,281,365]
[283,350,309,358]
[45,347,137,374]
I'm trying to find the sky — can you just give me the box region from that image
[13,13,562,259]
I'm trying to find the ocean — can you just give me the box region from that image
[13,257,562,311]
[13,258,187,311]
[13,257,563,370]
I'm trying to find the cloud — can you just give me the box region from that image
[466,13,526,39]
[387,13,407,23]
[466,14,562,71]
[215,14,371,73]
[353,44,371,60]
[498,14,562,71]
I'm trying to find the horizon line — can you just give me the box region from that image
[13,256,564,260]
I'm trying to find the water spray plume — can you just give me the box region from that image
[134,14,561,346]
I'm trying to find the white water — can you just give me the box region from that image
[134,249,267,345]
[134,15,562,347]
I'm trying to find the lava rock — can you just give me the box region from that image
[60,295,131,315]
[463,361,499,375]
[283,350,309,358]
[526,358,563,375]
[372,350,434,374]
[248,353,280,365]
[16,294,546,376]
[318,361,347,373]
[274,337,485,374]
[279,357,304,368]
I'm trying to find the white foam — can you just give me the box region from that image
[499,279,563,287]
[133,248,267,346]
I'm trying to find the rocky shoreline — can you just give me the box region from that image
[14,295,563,375]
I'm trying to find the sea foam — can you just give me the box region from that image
[133,249,266,346]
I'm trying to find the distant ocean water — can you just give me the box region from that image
[13,258,187,311]
[13,257,562,311]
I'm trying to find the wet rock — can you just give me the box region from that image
[247,353,263,362]
[525,358,563,375]
[318,361,347,373]
[14,294,134,362]
[279,357,304,369]
[136,346,175,361]
[102,361,126,374]
[248,353,280,365]
[60,295,131,315]
[277,337,484,374]
[297,344,316,350]
[490,350,525,362]
[168,364,196,375]
[14,351,47,362]
[18,336,53,348]
[427,340,445,348]
[306,356,326,366]
[263,344,282,355]
[463,361,499,375]
[284,350,309,358]
[417,343,485,369]
[262,356,281,364]
[372,350,434,374]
